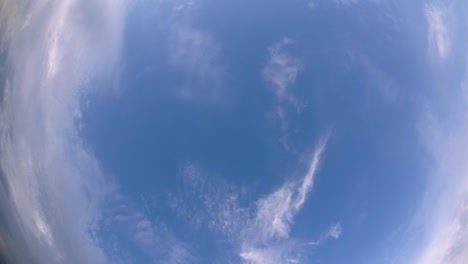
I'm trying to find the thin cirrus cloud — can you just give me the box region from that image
[262,38,304,152]
[425,4,451,60]
[240,135,340,264]
[168,24,221,81]
[0,0,126,263]
[263,38,301,103]
[171,135,342,264]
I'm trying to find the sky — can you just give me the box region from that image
[0,0,467,264]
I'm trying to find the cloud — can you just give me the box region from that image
[248,136,329,244]
[168,24,221,80]
[262,38,305,152]
[263,38,301,103]
[170,135,338,264]
[425,4,451,60]
[0,0,126,263]
[108,192,195,264]
[238,136,332,264]
[408,16,468,263]
[135,0,223,102]
[308,223,343,246]
[295,138,328,210]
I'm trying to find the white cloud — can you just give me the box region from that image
[0,0,126,263]
[327,223,343,239]
[171,136,339,264]
[239,137,333,263]
[249,136,329,245]
[262,38,304,152]
[308,223,343,246]
[426,4,451,60]
[263,38,301,103]
[295,137,328,210]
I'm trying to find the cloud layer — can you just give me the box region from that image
[0,0,126,263]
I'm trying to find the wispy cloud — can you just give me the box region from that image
[307,223,343,246]
[107,191,195,264]
[135,0,224,102]
[263,38,301,103]
[262,38,304,152]
[170,135,340,263]
[0,0,126,263]
[168,24,221,80]
[239,136,333,264]
[425,4,451,60]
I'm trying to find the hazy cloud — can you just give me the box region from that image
[263,38,301,103]
[135,0,224,102]
[168,24,221,80]
[426,4,451,60]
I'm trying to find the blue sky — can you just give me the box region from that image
[0,0,467,264]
